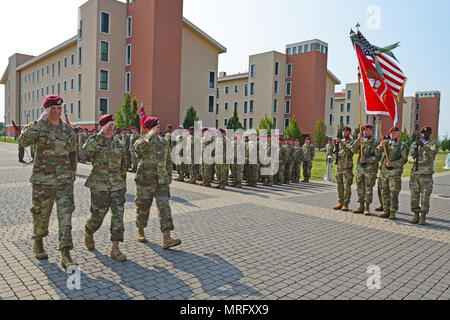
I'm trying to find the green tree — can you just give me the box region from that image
[313,119,327,148]
[116,94,139,128]
[257,115,274,135]
[351,127,361,141]
[227,109,244,130]
[399,129,412,147]
[182,105,199,129]
[284,115,302,141]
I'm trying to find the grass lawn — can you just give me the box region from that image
[310,151,450,182]
[0,138,18,144]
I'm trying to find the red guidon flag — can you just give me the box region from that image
[138,102,147,129]
[351,30,407,126]
[11,120,20,136]
[65,114,72,127]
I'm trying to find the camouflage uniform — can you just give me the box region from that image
[284,143,295,184]
[335,137,354,206]
[351,137,379,206]
[175,134,188,181]
[302,144,315,181]
[30,144,36,161]
[18,143,25,162]
[187,134,200,183]
[408,140,440,216]
[19,119,77,250]
[134,131,174,232]
[231,139,244,186]
[201,135,214,185]
[130,132,140,172]
[79,131,87,163]
[292,145,304,183]
[246,139,259,186]
[215,134,228,188]
[122,132,131,171]
[274,142,286,185]
[375,139,408,214]
[83,132,127,242]
[260,140,273,185]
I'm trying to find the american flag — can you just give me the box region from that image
[355,32,406,98]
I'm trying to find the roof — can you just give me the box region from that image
[218,73,249,82]
[0,67,8,84]
[183,18,227,54]
[16,36,77,71]
[327,69,341,85]
[334,92,346,99]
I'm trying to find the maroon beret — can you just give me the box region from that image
[362,124,374,130]
[420,126,432,134]
[98,114,114,127]
[167,124,173,128]
[144,117,160,130]
[389,126,400,133]
[43,95,63,109]
[202,128,208,132]
[342,126,352,132]
[218,128,226,133]
[189,126,195,130]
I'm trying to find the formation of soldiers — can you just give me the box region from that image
[328,124,440,226]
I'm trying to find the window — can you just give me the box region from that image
[32,72,34,85]
[70,79,74,91]
[329,114,333,126]
[78,20,83,39]
[249,118,253,129]
[126,44,131,65]
[347,90,352,100]
[287,48,291,55]
[340,104,344,112]
[249,100,254,113]
[41,67,44,77]
[244,118,247,130]
[347,103,350,112]
[127,16,132,38]
[244,84,248,97]
[215,119,219,129]
[63,104,67,114]
[273,99,278,113]
[317,44,321,52]
[46,86,49,95]
[125,72,131,93]
[77,100,81,120]
[324,47,327,54]
[273,118,277,128]
[63,81,67,92]
[41,88,44,97]
[234,85,238,93]
[217,88,220,99]
[99,70,109,90]
[57,83,60,96]
[208,96,215,113]
[64,57,67,69]
[304,44,309,52]
[286,64,292,78]
[250,64,256,78]
[275,62,279,75]
[311,43,315,51]
[299,46,303,54]
[274,80,278,94]
[78,47,82,66]
[209,71,215,89]
[415,113,420,121]
[224,119,228,126]
[346,115,350,125]
[415,124,419,131]
[330,98,334,109]
[32,91,34,104]
[293,47,297,55]
[233,102,238,112]
[216,104,219,115]
[225,86,229,94]
[340,116,344,125]
[57,60,61,76]
[285,100,291,114]
[244,101,248,114]
[286,82,292,96]
[321,45,324,53]
[37,70,39,83]
[101,12,110,34]
[100,41,109,62]
[32,109,34,121]
[70,102,74,114]
[250,82,255,96]
[52,63,55,78]
[224,102,228,111]
[284,118,290,130]
[71,54,74,66]
[416,103,420,111]
[78,73,82,93]
[99,98,108,116]
[51,85,55,94]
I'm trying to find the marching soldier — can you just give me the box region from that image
[375,126,408,220]
[351,124,380,216]
[134,117,182,248]
[19,95,77,269]
[83,114,127,261]
[408,126,440,225]
[333,126,354,212]
[130,126,140,173]
[215,128,228,189]
[301,136,315,183]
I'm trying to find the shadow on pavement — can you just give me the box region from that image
[146,242,261,298]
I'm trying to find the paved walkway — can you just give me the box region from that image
[0,142,449,300]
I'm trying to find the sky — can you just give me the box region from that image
[1,0,449,138]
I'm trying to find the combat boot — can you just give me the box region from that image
[379,211,390,219]
[175,177,184,182]
[374,205,384,212]
[84,232,95,250]
[341,205,349,212]
[419,213,427,225]
[33,238,48,260]
[61,248,77,270]
[333,203,343,210]
[137,227,147,243]
[162,230,182,249]
[364,203,371,216]
[409,212,420,224]
[203,181,211,187]
[188,179,197,185]
[353,203,364,214]
[110,241,127,262]
[389,212,396,220]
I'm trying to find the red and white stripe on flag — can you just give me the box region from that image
[367,53,406,99]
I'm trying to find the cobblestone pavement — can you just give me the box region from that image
[0,142,449,300]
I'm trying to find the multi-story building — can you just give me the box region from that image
[216,40,340,135]
[0,0,226,137]
[412,91,441,137]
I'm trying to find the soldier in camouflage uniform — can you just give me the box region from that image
[283,138,295,184]
[292,139,304,183]
[274,137,286,185]
[201,129,214,187]
[175,130,189,182]
[260,135,273,186]
[333,126,354,212]
[374,126,408,220]
[351,124,380,215]
[231,132,245,188]
[325,137,334,159]
[83,115,127,261]
[78,128,88,163]
[133,117,182,248]
[19,95,77,269]
[130,126,140,173]
[301,136,315,183]
[246,132,259,187]
[408,126,440,225]
[187,127,200,184]
[215,128,228,189]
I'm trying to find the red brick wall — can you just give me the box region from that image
[127,0,183,129]
[416,96,440,137]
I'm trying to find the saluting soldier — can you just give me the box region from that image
[134,117,182,248]
[408,126,440,225]
[351,124,380,215]
[19,95,78,269]
[333,126,354,212]
[301,136,315,183]
[374,126,408,220]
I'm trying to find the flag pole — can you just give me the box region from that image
[375,116,390,163]
[358,69,363,157]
